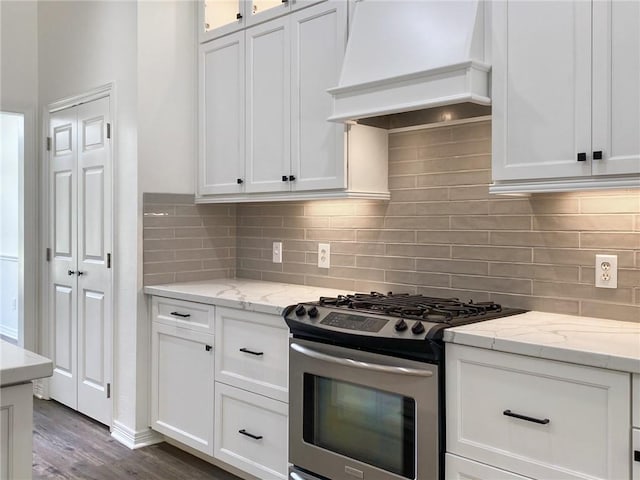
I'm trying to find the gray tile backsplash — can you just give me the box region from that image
[143,119,640,322]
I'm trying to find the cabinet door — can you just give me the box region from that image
[199,32,245,195]
[290,0,347,192]
[492,1,592,181]
[592,0,640,176]
[245,17,291,193]
[200,0,244,43]
[151,322,214,455]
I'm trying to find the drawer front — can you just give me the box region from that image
[634,374,639,428]
[214,382,288,480]
[446,344,630,480]
[153,296,214,334]
[446,454,533,480]
[215,307,288,402]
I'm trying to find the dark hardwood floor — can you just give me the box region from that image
[33,398,241,480]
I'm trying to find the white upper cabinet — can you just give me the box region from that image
[199,32,245,195]
[197,0,389,202]
[245,16,291,193]
[491,0,640,193]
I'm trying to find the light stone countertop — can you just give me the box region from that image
[144,279,347,316]
[0,340,53,387]
[444,311,640,373]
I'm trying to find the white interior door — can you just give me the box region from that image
[48,96,112,426]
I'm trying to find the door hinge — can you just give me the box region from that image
[46,248,51,262]
[106,123,111,139]
[107,253,111,269]
[46,137,51,151]
[107,383,111,399]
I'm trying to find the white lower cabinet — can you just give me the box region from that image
[0,383,34,480]
[446,344,630,480]
[633,429,640,480]
[214,382,288,480]
[446,454,533,480]
[151,321,215,456]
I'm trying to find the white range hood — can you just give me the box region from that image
[328,0,490,124]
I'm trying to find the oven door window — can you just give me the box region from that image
[303,374,415,478]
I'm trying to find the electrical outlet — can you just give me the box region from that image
[318,243,330,269]
[595,254,617,288]
[272,241,282,263]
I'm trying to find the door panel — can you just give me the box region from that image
[592,0,640,176]
[49,107,78,409]
[245,18,290,193]
[76,97,112,426]
[290,1,347,191]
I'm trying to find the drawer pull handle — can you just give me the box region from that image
[238,429,263,440]
[239,347,264,356]
[503,409,549,425]
[170,311,191,318]
[634,450,640,462]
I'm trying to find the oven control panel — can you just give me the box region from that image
[320,312,388,332]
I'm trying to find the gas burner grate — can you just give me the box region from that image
[318,292,502,324]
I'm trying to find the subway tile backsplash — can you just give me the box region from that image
[143,119,640,323]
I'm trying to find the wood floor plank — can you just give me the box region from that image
[33,399,241,480]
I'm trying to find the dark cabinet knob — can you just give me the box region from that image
[289,175,296,181]
[68,270,76,276]
[282,175,289,182]
[237,178,243,184]
[577,152,587,162]
[634,450,640,462]
[236,12,243,19]
[593,150,603,160]
[282,0,289,3]
[205,345,212,352]
[77,271,84,276]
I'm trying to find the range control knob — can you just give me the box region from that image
[308,306,319,318]
[394,319,408,332]
[295,304,307,316]
[411,321,425,335]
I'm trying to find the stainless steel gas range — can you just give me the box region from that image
[284,293,526,480]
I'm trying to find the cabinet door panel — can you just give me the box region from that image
[245,18,291,193]
[290,1,346,191]
[200,33,245,195]
[492,1,592,181]
[201,0,244,43]
[151,323,214,455]
[592,0,640,176]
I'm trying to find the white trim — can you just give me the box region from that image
[0,255,19,262]
[195,189,390,204]
[490,175,640,195]
[48,83,113,113]
[111,421,164,450]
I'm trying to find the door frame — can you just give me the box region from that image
[40,83,115,418]
[0,105,37,351]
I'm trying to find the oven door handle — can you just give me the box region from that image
[290,342,434,377]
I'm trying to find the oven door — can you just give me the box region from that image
[289,338,439,480]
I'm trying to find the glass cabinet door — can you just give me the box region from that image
[201,0,244,42]
[245,0,291,27]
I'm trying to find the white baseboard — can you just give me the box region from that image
[32,378,49,399]
[111,420,164,449]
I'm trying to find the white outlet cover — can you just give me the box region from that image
[273,241,282,263]
[318,243,330,269]
[595,254,617,289]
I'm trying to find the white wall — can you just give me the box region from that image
[0,0,38,350]
[38,0,143,434]
[138,1,197,195]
